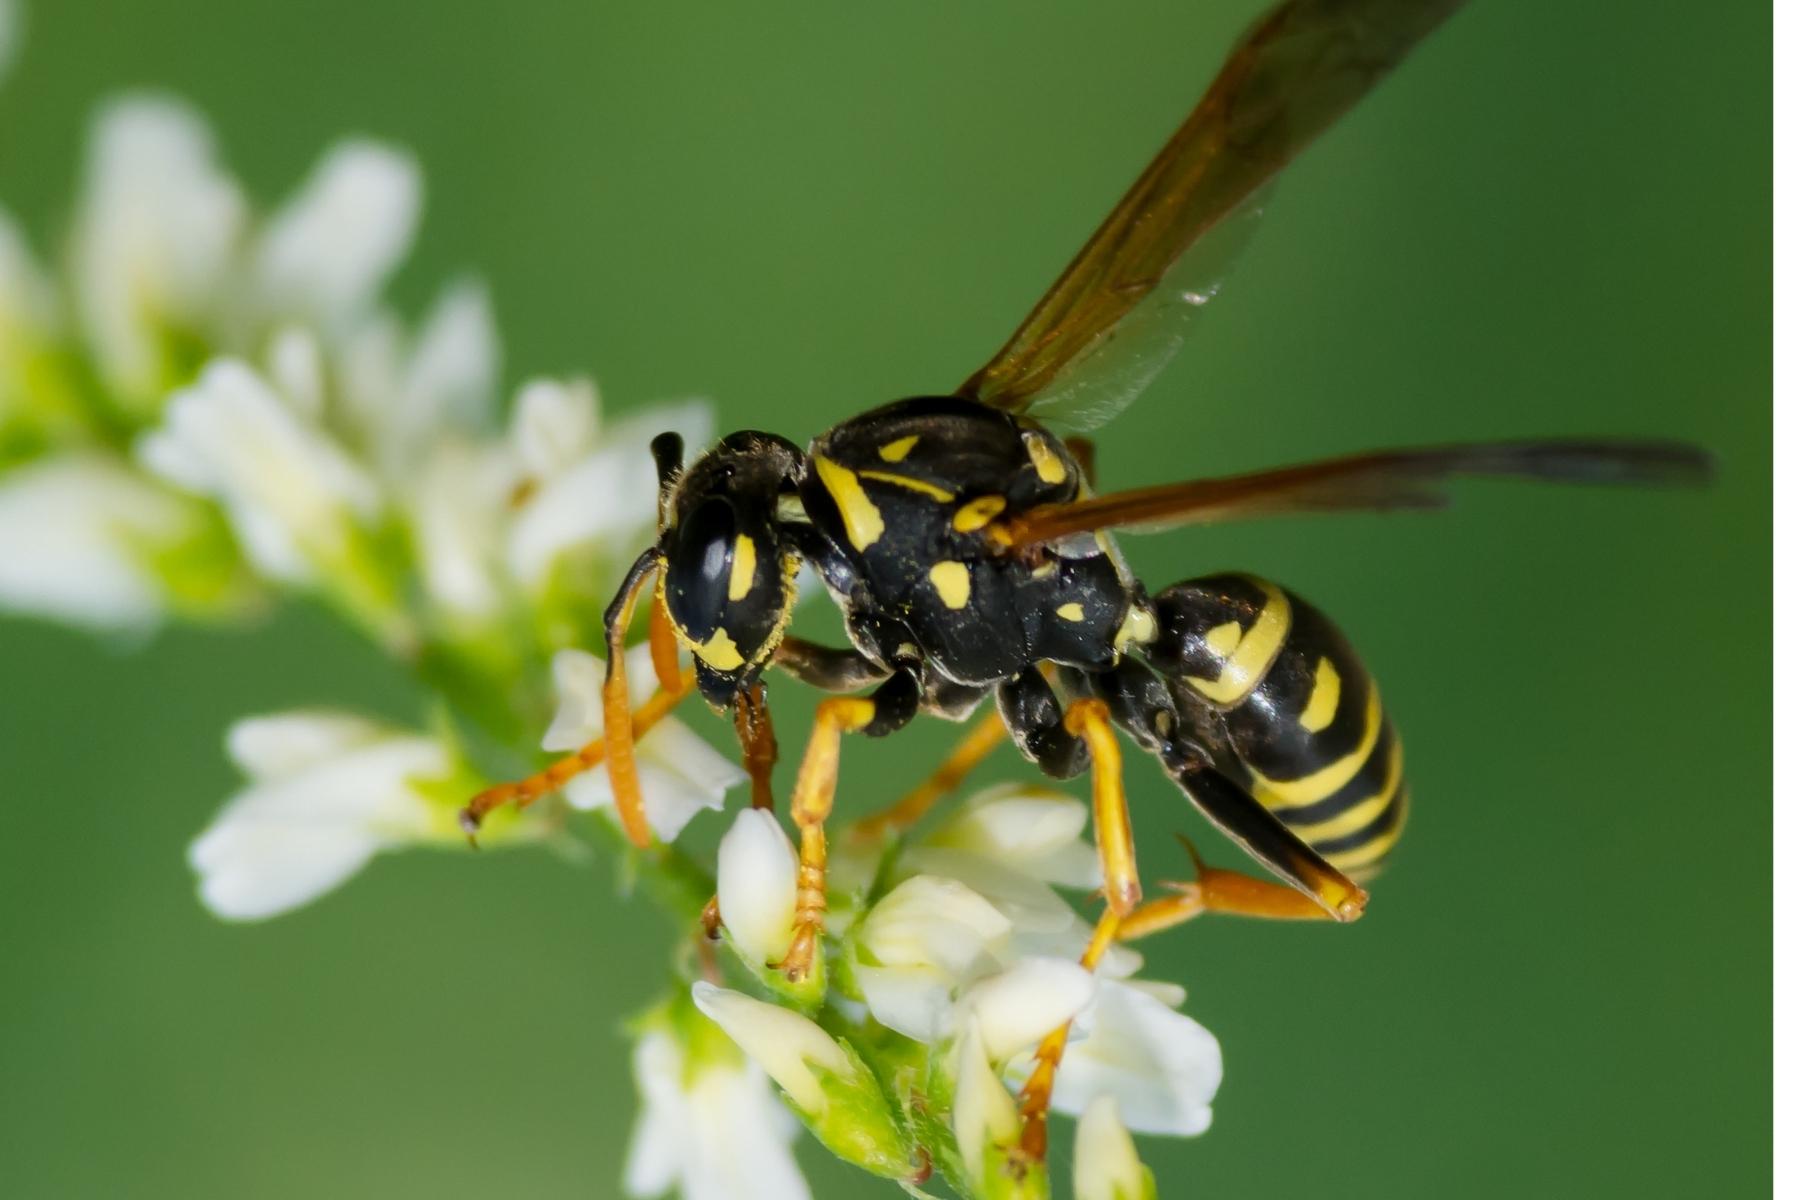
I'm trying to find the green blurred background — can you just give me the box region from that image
[0,1,1767,1196]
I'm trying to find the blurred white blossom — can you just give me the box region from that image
[188,712,475,920]
[626,1020,809,1200]
[0,452,215,628]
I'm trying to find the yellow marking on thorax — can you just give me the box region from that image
[728,534,757,601]
[953,494,1007,532]
[1204,621,1243,656]
[878,435,919,463]
[813,454,884,550]
[1285,739,1405,841]
[1114,604,1157,649]
[929,561,972,609]
[1024,432,1067,485]
[1298,657,1342,732]
[1251,688,1383,809]
[857,468,956,502]
[694,627,747,671]
[1056,602,1085,622]
[1185,582,1291,705]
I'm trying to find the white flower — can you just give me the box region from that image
[1040,979,1222,1137]
[187,711,459,921]
[340,279,499,476]
[625,1024,810,1200]
[952,1022,1023,1179]
[506,395,713,593]
[716,808,798,966]
[1073,1095,1155,1200]
[855,874,1011,1042]
[962,957,1097,1063]
[71,96,247,407]
[138,358,382,585]
[254,140,420,334]
[409,434,516,620]
[0,452,205,628]
[542,646,744,841]
[904,782,1099,933]
[690,983,851,1117]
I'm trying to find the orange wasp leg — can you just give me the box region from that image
[1016,697,1140,1164]
[776,696,877,981]
[1118,835,1340,937]
[460,670,695,837]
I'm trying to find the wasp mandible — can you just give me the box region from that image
[463,0,1709,1156]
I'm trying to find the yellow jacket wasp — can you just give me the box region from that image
[461,0,1708,1159]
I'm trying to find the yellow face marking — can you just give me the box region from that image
[878,435,919,463]
[1285,739,1405,841]
[857,469,955,502]
[1057,602,1085,622]
[813,454,884,550]
[1185,581,1292,705]
[1204,621,1243,657]
[1024,432,1067,485]
[952,494,1007,533]
[928,561,972,610]
[1252,689,1384,809]
[727,534,757,602]
[1298,656,1342,733]
[693,627,746,671]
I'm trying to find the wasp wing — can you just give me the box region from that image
[996,439,1714,547]
[958,0,1465,424]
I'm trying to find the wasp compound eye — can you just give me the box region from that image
[665,496,737,640]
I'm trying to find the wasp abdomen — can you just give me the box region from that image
[1143,573,1407,880]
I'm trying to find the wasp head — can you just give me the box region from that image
[657,431,805,708]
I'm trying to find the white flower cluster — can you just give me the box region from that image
[664,782,1219,1200]
[0,92,738,915]
[0,55,1225,1200]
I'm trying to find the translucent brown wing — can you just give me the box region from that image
[993,440,1715,548]
[959,0,1467,422]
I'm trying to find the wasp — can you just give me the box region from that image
[462,0,1707,1158]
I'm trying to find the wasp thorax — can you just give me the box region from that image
[660,431,803,706]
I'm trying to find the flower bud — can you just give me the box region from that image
[717,808,799,966]
[691,983,913,1180]
[1073,1095,1157,1200]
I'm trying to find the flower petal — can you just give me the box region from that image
[256,140,420,329]
[1051,980,1222,1136]
[962,957,1097,1062]
[0,453,197,628]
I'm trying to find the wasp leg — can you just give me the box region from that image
[996,668,1090,779]
[1119,835,1337,937]
[1016,697,1140,1164]
[772,635,892,692]
[847,710,1009,842]
[459,670,694,836]
[596,549,666,848]
[732,682,779,811]
[1170,764,1367,922]
[778,672,921,981]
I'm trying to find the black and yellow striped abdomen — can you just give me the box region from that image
[1145,573,1407,880]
